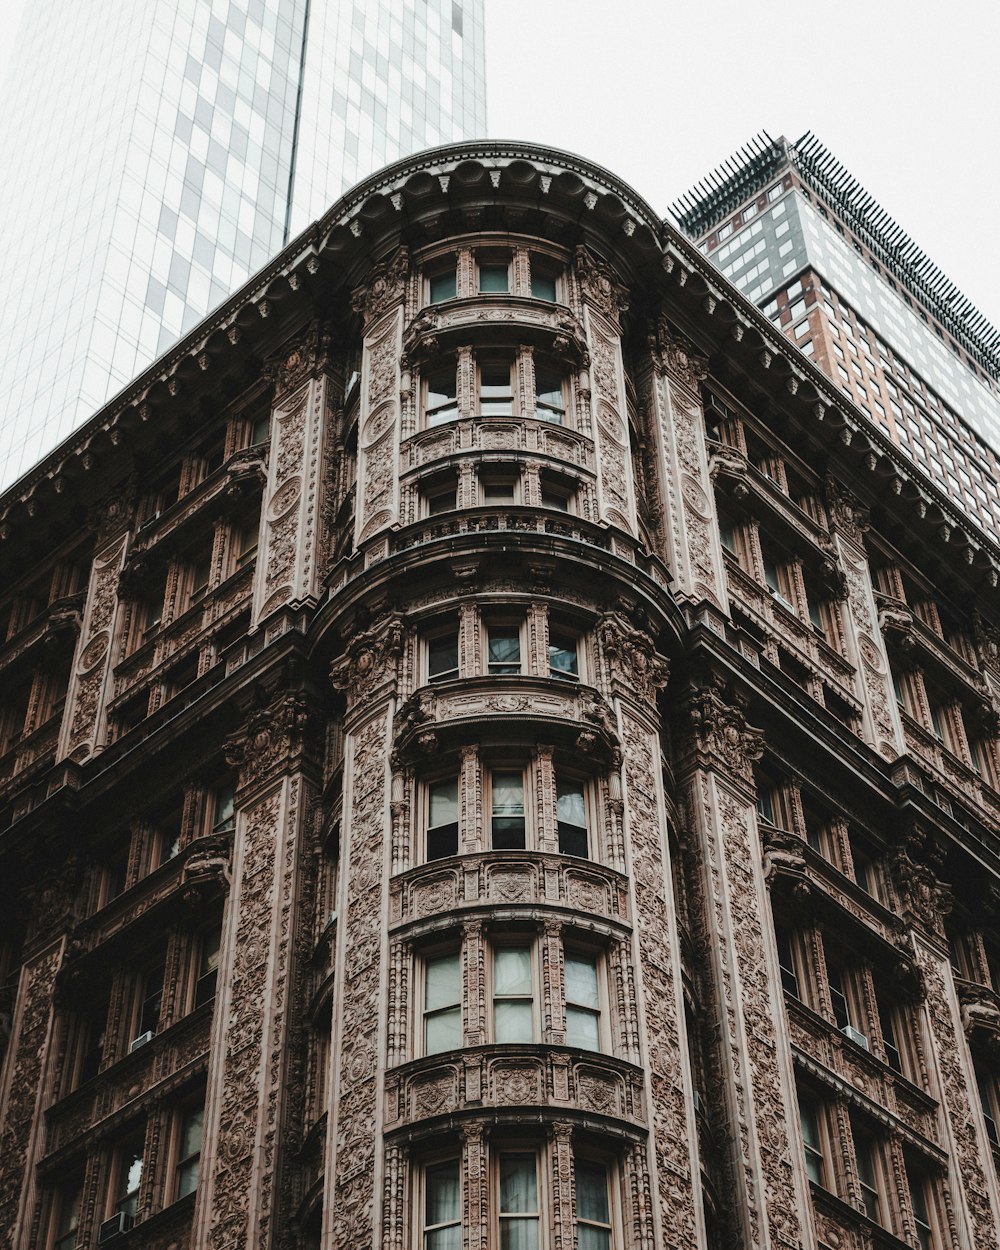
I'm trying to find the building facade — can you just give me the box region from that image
[672,134,1000,545]
[0,0,486,488]
[1,142,1000,1250]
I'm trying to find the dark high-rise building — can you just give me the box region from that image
[1,141,999,1250]
[672,133,1000,543]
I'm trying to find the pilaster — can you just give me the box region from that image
[824,477,907,760]
[192,686,316,1250]
[251,322,335,625]
[677,674,811,1250]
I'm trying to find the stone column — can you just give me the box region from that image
[251,322,336,625]
[824,477,907,761]
[575,246,638,536]
[891,843,1000,1245]
[58,492,134,761]
[191,686,316,1250]
[676,674,811,1250]
[639,316,730,613]
[594,613,702,1250]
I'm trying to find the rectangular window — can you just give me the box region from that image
[775,927,800,999]
[188,552,211,606]
[482,475,517,504]
[565,952,601,1049]
[488,626,522,675]
[491,772,526,849]
[426,370,459,426]
[906,1165,934,1250]
[212,783,235,833]
[134,964,165,1042]
[876,995,902,1073]
[429,269,458,303]
[978,1067,1000,1147]
[827,963,852,1031]
[556,778,588,857]
[194,929,221,1008]
[540,482,571,511]
[479,361,514,417]
[799,1101,824,1185]
[534,370,565,423]
[423,1160,461,1249]
[548,634,579,682]
[175,1104,204,1199]
[493,947,534,1042]
[575,1160,612,1249]
[111,1134,145,1220]
[428,631,460,683]
[427,779,459,860]
[479,263,510,294]
[424,952,462,1054]
[250,412,271,446]
[531,266,558,302]
[425,483,457,515]
[853,1126,882,1223]
[498,1153,540,1248]
[50,1181,82,1250]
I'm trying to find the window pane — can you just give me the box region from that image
[425,1008,461,1053]
[495,1000,532,1043]
[483,480,516,503]
[489,632,521,672]
[179,1107,204,1161]
[430,781,459,828]
[548,638,578,678]
[426,954,460,1010]
[531,271,557,301]
[480,364,513,415]
[557,782,586,830]
[429,636,459,681]
[576,1162,609,1222]
[479,264,509,293]
[501,1221,539,1250]
[426,1229,462,1250]
[492,774,524,816]
[566,955,599,1008]
[578,1229,611,1250]
[535,370,565,421]
[500,1155,537,1211]
[427,372,458,425]
[430,271,457,302]
[495,948,532,995]
[425,1160,460,1225]
[567,1006,600,1049]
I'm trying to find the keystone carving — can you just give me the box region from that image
[685,675,764,784]
[889,849,952,936]
[824,475,870,544]
[267,320,333,396]
[648,314,709,390]
[574,245,629,321]
[352,245,410,326]
[596,611,670,701]
[224,688,312,790]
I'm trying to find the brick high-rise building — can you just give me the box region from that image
[1,141,999,1250]
[672,133,1000,544]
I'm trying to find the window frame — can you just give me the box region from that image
[491,941,537,1045]
[421,947,463,1057]
[419,1156,463,1248]
[425,775,460,861]
[172,1099,205,1202]
[564,945,604,1051]
[486,620,524,677]
[495,1148,545,1248]
[477,355,516,418]
[555,775,590,858]
[489,767,528,851]
[425,624,460,685]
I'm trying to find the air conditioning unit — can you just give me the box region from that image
[129,1030,154,1053]
[841,1024,870,1051]
[97,1212,133,1242]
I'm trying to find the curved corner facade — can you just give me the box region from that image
[1,143,1000,1250]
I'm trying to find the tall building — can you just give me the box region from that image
[0,0,486,489]
[2,141,1000,1250]
[671,133,1000,544]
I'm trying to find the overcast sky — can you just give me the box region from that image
[2,0,997,327]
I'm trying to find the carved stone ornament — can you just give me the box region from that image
[574,245,629,320]
[824,474,871,544]
[760,824,808,888]
[330,613,405,707]
[352,245,410,325]
[595,611,669,701]
[957,980,1000,1047]
[180,831,234,904]
[685,675,764,784]
[648,313,709,390]
[890,850,952,935]
[268,320,333,396]
[86,476,136,540]
[224,687,312,790]
[224,446,268,498]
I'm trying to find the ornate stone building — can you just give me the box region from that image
[1,142,999,1250]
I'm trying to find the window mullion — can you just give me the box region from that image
[457,346,475,419]
[536,745,558,853]
[519,344,536,420]
[459,744,481,854]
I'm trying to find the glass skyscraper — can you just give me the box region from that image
[0,0,486,488]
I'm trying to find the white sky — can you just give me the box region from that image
[2,0,997,328]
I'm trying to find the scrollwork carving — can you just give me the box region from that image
[224,688,313,791]
[596,611,669,702]
[685,675,764,785]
